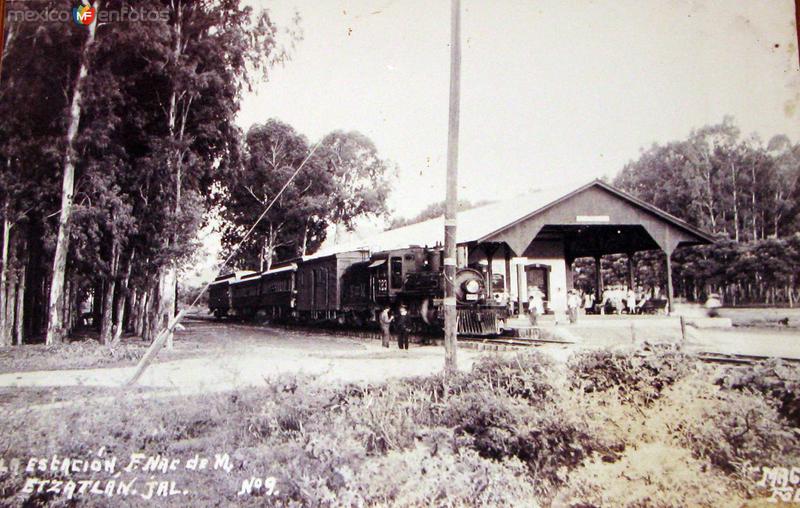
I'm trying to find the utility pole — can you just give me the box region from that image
[443,0,461,373]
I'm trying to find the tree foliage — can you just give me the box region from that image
[0,0,293,344]
[219,120,394,270]
[599,117,800,305]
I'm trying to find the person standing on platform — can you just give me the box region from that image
[626,289,637,315]
[528,287,544,326]
[379,306,393,348]
[584,290,595,314]
[567,290,580,324]
[396,305,410,350]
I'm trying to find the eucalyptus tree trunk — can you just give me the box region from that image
[128,289,138,333]
[14,262,24,345]
[300,220,309,257]
[45,5,101,344]
[99,241,119,344]
[149,0,188,350]
[134,289,147,338]
[0,204,9,346]
[5,274,15,344]
[142,286,155,343]
[751,162,758,241]
[112,250,134,343]
[730,162,739,242]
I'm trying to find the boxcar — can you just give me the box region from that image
[229,272,262,316]
[256,264,296,319]
[209,271,255,318]
[295,250,369,321]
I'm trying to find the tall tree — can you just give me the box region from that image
[1,1,86,344]
[320,131,394,243]
[131,0,288,346]
[219,122,395,270]
[46,1,103,345]
[220,120,332,270]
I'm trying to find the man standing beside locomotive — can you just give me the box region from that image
[379,306,393,348]
[395,305,411,350]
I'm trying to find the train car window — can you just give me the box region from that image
[390,257,403,288]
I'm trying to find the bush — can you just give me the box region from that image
[355,446,539,507]
[716,359,800,426]
[469,353,555,405]
[568,344,696,406]
[674,386,799,478]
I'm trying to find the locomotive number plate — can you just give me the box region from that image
[466,294,479,301]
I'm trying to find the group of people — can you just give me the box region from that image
[379,305,411,350]
[526,285,653,326]
[594,287,650,315]
[527,286,584,325]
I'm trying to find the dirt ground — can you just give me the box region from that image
[0,316,798,401]
[0,322,499,398]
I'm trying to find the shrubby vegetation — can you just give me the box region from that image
[567,343,695,406]
[716,358,800,425]
[3,350,799,507]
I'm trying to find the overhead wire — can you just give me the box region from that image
[124,140,322,386]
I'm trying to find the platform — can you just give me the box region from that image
[503,313,732,346]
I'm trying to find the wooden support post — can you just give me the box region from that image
[627,252,635,291]
[679,315,686,342]
[483,243,498,300]
[517,262,527,315]
[504,247,512,311]
[443,0,461,374]
[665,249,674,315]
[594,255,603,297]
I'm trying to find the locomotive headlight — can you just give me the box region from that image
[465,279,480,294]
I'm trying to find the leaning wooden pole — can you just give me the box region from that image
[125,143,321,386]
[443,0,461,373]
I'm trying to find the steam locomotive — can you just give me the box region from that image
[208,246,508,336]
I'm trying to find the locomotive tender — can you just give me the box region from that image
[209,245,508,336]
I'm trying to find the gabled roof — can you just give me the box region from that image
[314,179,714,256]
[479,179,716,244]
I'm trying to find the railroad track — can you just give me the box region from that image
[185,315,800,364]
[694,351,800,365]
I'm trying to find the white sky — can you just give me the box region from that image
[237,0,800,220]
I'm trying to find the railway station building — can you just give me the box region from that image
[323,179,715,315]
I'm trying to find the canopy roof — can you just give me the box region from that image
[312,179,714,258]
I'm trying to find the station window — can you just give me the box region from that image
[390,257,403,289]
